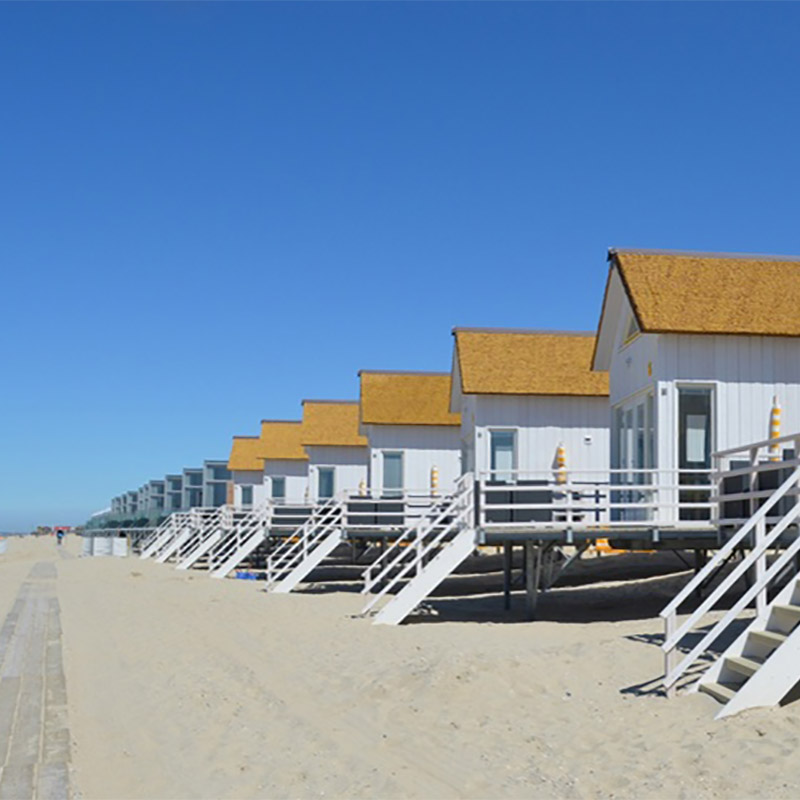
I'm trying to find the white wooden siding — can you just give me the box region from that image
[607,288,800,472]
[232,470,268,506]
[469,395,610,475]
[364,424,462,492]
[262,459,309,504]
[657,333,800,469]
[304,445,369,502]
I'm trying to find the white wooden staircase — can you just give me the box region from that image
[208,504,271,579]
[662,433,800,718]
[264,498,345,593]
[153,508,216,563]
[140,514,185,559]
[361,474,476,625]
[173,506,232,570]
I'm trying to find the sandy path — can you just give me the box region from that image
[4,536,800,798]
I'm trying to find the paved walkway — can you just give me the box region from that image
[0,559,71,800]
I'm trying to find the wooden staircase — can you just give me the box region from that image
[361,474,476,626]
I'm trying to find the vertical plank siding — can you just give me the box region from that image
[365,425,462,493]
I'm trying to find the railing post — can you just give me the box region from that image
[755,517,767,616]
[749,446,759,520]
[664,612,677,698]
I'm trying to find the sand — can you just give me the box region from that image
[4,535,800,799]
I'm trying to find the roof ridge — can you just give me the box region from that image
[610,247,800,263]
[452,327,596,337]
[301,399,359,405]
[358,369,450,377]
[260,419,301,424]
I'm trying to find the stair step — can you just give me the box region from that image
[749,629,788,648]
[772,603,800,618]
[725,655,763,678]
[698,681,737,704]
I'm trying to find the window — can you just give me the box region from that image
[382,452,403,496]
[271,477,286,501]
[212,483,227,506]
[318,468,335,499]
[241,485,253,507]
[490,430,516,479]
[622,312,640,345]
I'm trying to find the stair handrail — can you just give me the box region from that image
[362,478,474,614]
[362,472,473,594]
[662,464,800,691]
[266,496,343,577]
[140,514,177,553]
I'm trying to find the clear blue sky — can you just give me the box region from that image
[2,2,800,530]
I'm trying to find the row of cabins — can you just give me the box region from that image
[134,248,800,717]
[227,334,609,523]
[116,248,800,546]
[106,460,231,526]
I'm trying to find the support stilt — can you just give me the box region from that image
[503,542,512,611]
[524,543,542,620]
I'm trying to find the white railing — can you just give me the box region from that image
[207,503,272,573]
[340,489,452,539]
[361,473,474,614]
[265,496,344,586]
[476,468,715,531]
[360,477,470,593]
[661,432,800,695]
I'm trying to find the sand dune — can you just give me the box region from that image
[3,535,800,798]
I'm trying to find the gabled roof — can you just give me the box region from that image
[227,436,265,472]
[609,248,800,336]
[359,371,461,426]
[301,400,367,447]
[453,328,609,397]
[260,420,309,461]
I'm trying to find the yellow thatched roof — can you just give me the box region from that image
[301,401,367,447]
[227,436,265,472]
[259,420,309,461]
[612,249,800,336]
[454,329,609,396]
[360,371,461,426]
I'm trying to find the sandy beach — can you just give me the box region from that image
[3,535,800,799]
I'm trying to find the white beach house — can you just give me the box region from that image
[593,249,800,528]
[359,371,462,495]
[300,400,369,502]
[259,420,309,504]
[228,435,268,508]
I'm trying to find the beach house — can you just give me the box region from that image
[228,435,268,508]
[300,400,369,502]
[590,249,800,716]
[361,328,611,625]
[359,371,462,496]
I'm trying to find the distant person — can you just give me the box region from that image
[56,529,64,546]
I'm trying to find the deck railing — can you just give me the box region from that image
[475,468,715,532]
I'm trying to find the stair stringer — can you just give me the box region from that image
[696,576,800,719]
[373,527,476,626]
[140,518,178,559]
[155,524,195,563]
[270,529,344,594]
[210,529,266,579]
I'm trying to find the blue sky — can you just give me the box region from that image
[2,2,800,530]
